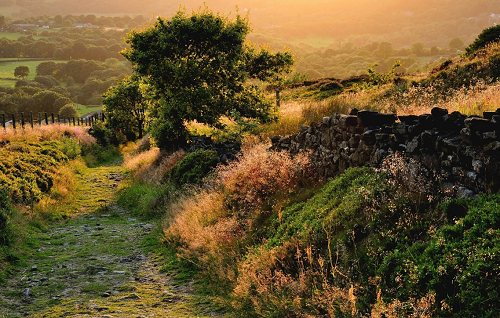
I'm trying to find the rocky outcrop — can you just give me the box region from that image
[271,107,500,197]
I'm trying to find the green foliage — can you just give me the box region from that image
[266,167,385,247]
[57,137,81,160]
[376,195,500,317]
[14,65,29,79]
[80,142,121,167]
[366,60,401,86]
[465,24,500,56]
[0,187,13,246]
[117,183,172,219]
[0,141,68,205]
[34,75,59,88]
[102,75,147,140]
[89,121,120,146]
[166,149,219,186]
[214,110,260,143]
[122,8,293,150]
[58,104,78,119]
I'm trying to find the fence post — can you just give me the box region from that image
[51,113,54,124]
[57,114,60,123]
[38,112,41,126]
[1,114,4,129]
[73,117,75,126]
[12,114,15,129]
[62,115,65,124]
[20,112,24,129]
[45,112,48,125]
[30,112,33,128]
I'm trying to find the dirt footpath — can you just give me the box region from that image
[0,165,228,318]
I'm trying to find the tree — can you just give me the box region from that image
[32,90,65,114]
[58,104,78,118]
[102,75,147,139]
[14,65,29,79]
[36,61,59,76]
[411,42,426,56]
[121,8,293,149]
[449,37,464,50]
[373,42,394,60]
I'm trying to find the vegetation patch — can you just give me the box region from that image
[166,149,219,187]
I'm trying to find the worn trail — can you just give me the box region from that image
[0,165,225,318]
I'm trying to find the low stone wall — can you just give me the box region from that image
[271,107,500,197]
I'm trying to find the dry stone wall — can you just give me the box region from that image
[271,107,500,197]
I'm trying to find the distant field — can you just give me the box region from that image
[288,36,339,48]
[0,32,43,40]
[0,78,16,87]
[0,59,66,86]
[77,105,103,117]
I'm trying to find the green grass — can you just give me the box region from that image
[77,104,103,116]
[0,32,43,40]
[117,183,173,219]
[0,59,67,85]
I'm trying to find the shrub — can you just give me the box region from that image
[0,141,69,205]
[376,194,500,317]
[166,149,219,186]
[57,137,82,159]
[58,104,78,119]
[465,24,500,56]
[0,188,13,246]
[164,144,314,296]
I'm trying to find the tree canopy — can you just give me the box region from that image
[14,65,29,79]
[102,75,147,140]
[121,8,293,149]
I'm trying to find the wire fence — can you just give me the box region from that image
[1,111,106,130]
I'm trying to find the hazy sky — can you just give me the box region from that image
[6,0,500,47]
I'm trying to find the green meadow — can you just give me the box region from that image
[0,59,66,86]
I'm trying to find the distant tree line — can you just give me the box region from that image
[0,29,128,61]
[251,33,467,80]
[0,58,131,117]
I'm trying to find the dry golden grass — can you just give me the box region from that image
[371,79,500,116]
[259,78,500,141]
[123,148,187,186]
[233,242,358,317]
[0,124,95,145]
[163,143,314,288]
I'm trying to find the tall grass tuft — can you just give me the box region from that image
[163,143,315,293]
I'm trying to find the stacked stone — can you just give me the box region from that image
[189,135,241,163]
[271,107,500,196]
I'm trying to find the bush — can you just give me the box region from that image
[58,104,78,119]
[89,121,124,146]
[166,149,219,186]
[377,194,500,317]
[465,24,500,56]
[0,188,13,246]
[0,142,69,205]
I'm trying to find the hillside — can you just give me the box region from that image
[2,0,499,48]
[3,9,500,318]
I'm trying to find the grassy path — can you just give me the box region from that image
[0,164,228,318]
